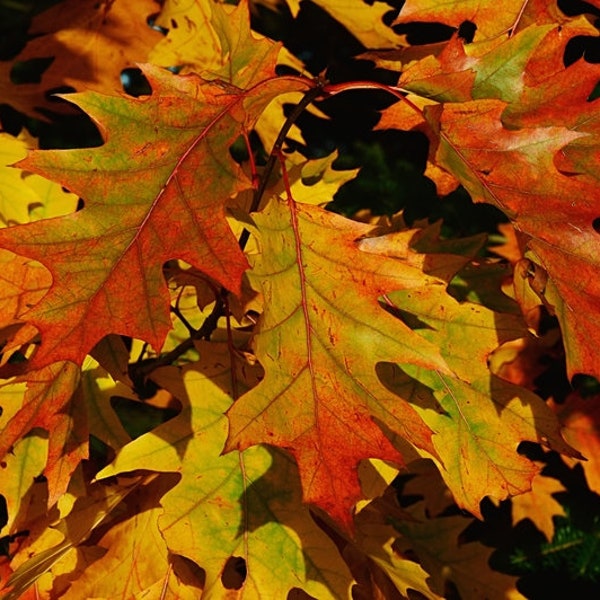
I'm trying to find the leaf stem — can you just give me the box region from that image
[322,80,424,115]
[238,81,324,250]
[138,80,324,377]
[136,297,225,376]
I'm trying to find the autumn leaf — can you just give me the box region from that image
[426,98,600,379]
[309,0,406,49]
[151,0,281,88]
[351,489,442,599]
[59,476,204,599]
[397,25,570,105]
[0,129,77,226]
[0,129,76,366]
[80,356,133,451]
[381,284,578,516]
[394,501,525,600]
[376,12,600,380]
[98,342,354,599]
[2,0,600,596]
[551,392,600,496]
[400,458,456,518]
[2,475,149,600]
[510,472,566,541]
[394,0,529,40]
[225,198,454,529]
[0,65,312,368]
[0,250,49,367]
[0,429,47,538]
[0,361,86,507]
[0,0,161,118]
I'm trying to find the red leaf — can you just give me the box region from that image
[0,66,311,367]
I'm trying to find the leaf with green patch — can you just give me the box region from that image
[0,65,311,368]
[97,342,354,599]
[226,198,453,530]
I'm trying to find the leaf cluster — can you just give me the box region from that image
[0,0,599,598]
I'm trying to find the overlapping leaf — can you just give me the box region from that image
[0,361,85,507]
[0,65,311,368]
[60,477,204,599]
[394,501,524,600]
[394,0,534,40]
[429,99,600,379]
[2,475,150,599]
[226,198,454,529]
[98,342,354,599]
[150,0,281,88]
[378,11,600,379]
[510,473,566,540]
[383,284,578,515]
[1,0,599,597]
[0,0,162,118]
[351,492,442,599]
[551,392,600,495]
[309,0,406,49]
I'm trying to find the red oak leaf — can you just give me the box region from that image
[0,65,311,368]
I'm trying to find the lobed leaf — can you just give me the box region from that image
[226,198,453,529]
[98,342,354,598]
[385,285,579,515]
[0,0,162,118]
[0,65,311,368]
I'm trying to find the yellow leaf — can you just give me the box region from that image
[61,476,203,599]
[97,342,354,599]
[510,473,566,540]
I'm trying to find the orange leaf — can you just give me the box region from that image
[150,0,281,88]
[0,66,311,368]
[510,473,566,540]
[61,476,203,599]
[0,361,85,506]
[0,0,162,118]
[429,98,600,379]
[394,501,524,600]
[226,198,452,530]
[552,392,600,495]
[395,0,538,40]
[384,285,578,517]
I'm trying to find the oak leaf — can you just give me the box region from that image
[150,0,280,88]
[2,475,148,600]
[80,356,133,451]
[0,130,77,226]
[394,501,525,600]
[383,285,578,516]
[351,490,442,599]
[309,0,406,49]
[394,0,530,41]
[0,430,47,538]
[378,13,600,379]
[0,128,76,364]
[428,99,600,379]
[0,361,86,507]
[510,473,566,540]
[0,0,161,118]
[226,198,453,529]
[551,392,600,495]
[0,64,311,368]
[254,0,404,49]
[60,476,203,599]
[98,342,354,599]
